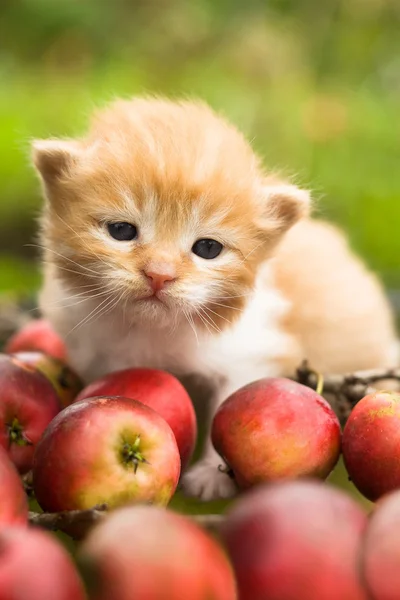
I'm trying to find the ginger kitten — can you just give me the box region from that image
[33,97,398,501]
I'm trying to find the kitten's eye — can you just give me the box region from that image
[192,238,223,259]
[107,222,138,241]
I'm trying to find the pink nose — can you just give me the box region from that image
[145,270,176,292]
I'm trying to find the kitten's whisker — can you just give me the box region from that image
[209,292,253,300]
[203,305,232,325]
[201,310,223,333]
[197,306,221,334]
[211,290,254,300]
[27,306,41,314]
[121,291,130,328]
[168,310,179,336]
[27,283,107,313]
[26,244,103,276]
[237,240,265,266]
[67,282,108,290]
[208,301,243,312]
[53,212,113,271]
[42,288,112,311]
[42,262,105,280]
[183,308,199,346]
[91,289,126,325]
[44,285,106,303]
[65,293,115,337]
[193,308,213,336]
[28,287,106,312]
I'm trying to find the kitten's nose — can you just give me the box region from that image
[145,269,176,292]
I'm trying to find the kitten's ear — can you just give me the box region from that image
[32,139,81,183]
[258,181,311,235]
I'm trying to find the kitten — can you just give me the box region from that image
[33,97,398,501]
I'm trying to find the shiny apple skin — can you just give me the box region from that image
[33,396,181,511]
[76,368,197,470]
[212,377,341,487]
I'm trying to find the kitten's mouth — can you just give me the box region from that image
[136,293,165,305]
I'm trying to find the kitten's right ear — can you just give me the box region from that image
[32,139,81,183]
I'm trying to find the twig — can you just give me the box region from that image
[296,360,400,423]
[28,506,224,539]
[29,505,108,540]
[22,471,34,496]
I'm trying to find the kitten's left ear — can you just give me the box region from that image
[258,181,311,235]
[32,139,81,184]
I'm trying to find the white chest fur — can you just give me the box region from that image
[42,265,293,391]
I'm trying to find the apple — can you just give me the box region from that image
[32,396,181,512]
[362,489,400,600]
[78,505,237,600]
[220,480,367,600]
[0,447,28,526]
[212,378,341,488]
[0,526,86,599]
[0,354,61,473]
[4,318,67,361]
[343,391,400,501]
[12,351,83,408]
[76,368,197,470]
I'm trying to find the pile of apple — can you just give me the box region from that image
[1,318,400,599]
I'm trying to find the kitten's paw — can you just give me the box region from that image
[181,460,238,501]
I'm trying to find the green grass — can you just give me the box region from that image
[0,0,399,288]
[0,63,399,287]
[0,256,41,294]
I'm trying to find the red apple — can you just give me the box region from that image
[220,480,367,600]
[76,368,197,470]
[212,378,341,488]
[343,391,400,501]
[0,448,28,526]
[0,526,85,599]
[5,318,67,361]
[0,354,61,473]
[79,505,237,600]
[12,351,83,408]
[362,489,400,600]
[33,396,181,512]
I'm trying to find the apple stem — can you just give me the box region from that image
[315,372,324,395]
[304,368,324,395]
[7,417,32,447]
[121,436,150,473]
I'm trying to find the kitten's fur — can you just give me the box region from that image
[33,97,398,500]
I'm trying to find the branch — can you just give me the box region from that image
[296,361,400,424]
[28,505,108,540]
[28,506,224,539]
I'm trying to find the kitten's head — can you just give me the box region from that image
[33,98,310,331]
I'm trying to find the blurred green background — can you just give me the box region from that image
[0,0,399,299]
[1,0,398,514]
